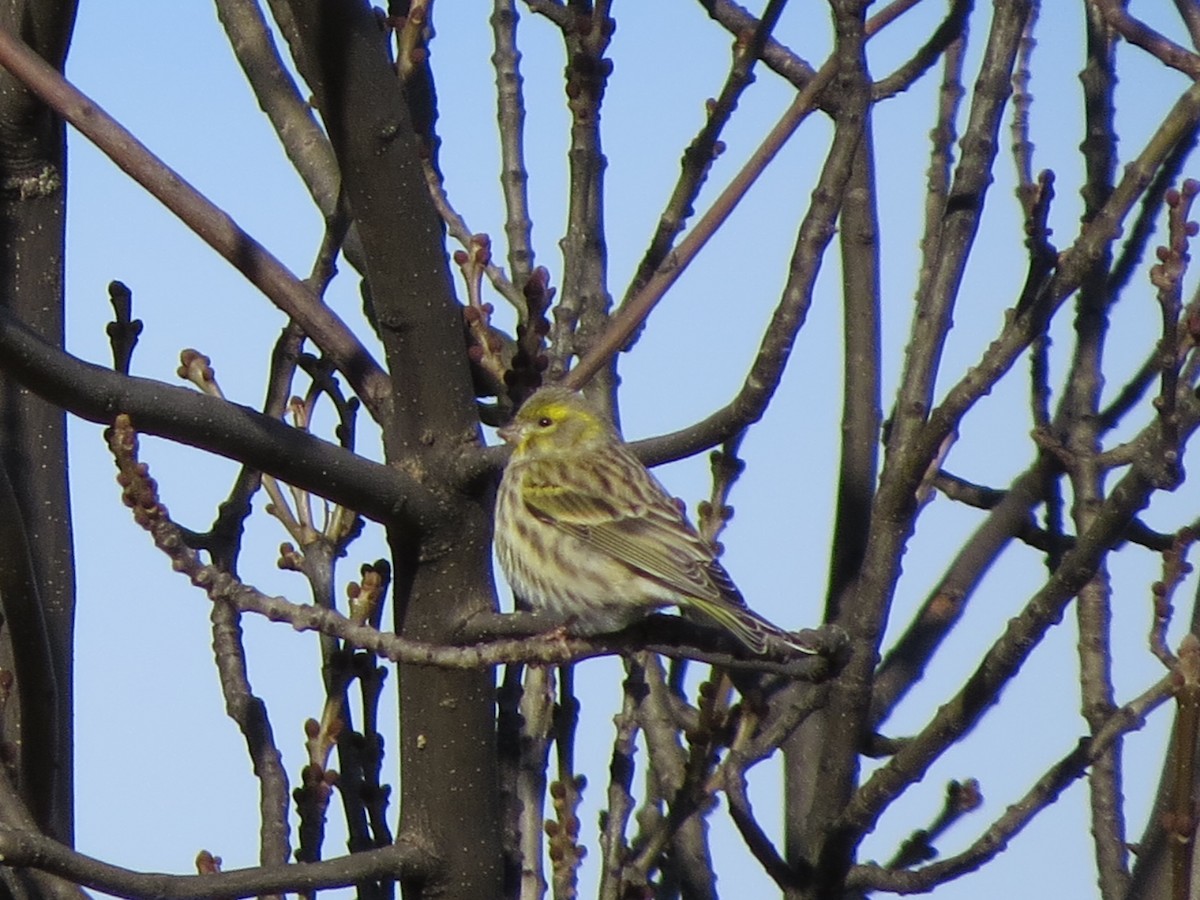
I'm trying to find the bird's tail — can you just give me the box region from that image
[686,599,819,656]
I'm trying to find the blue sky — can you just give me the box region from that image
[58,4,1197,898]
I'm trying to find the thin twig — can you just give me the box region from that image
[422,158,524,309]
[564,0,919,391]
[871,0,971,101]
[884,779,983,869]
[724,760,799,889]
[492,0,536,289]
[597,658,645,900]
[622,0,790,320]
[210,601,292,871]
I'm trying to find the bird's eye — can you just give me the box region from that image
[537,416,554,428]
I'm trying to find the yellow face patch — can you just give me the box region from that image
[514,395,606,454]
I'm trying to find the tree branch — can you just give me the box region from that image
[0,24,393,421]
[919,77,1200,493]
[546,1,617,398]
[840,400,1200,845]
[0,305,439,527]
[887,0,1031,471]
[847,675,1174,893]
[1092,0,1200,78]
[698,0,817,91]
[0,825,430,900]
[213,0,367,273]
[622,0,790,323]
[491,0,536,290]
[870,463,1047,725]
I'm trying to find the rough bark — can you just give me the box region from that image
[0,0,78,853]
[277,3,502,897]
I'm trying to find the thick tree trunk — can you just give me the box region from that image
[276,3,503,896]
[0,0,78,852]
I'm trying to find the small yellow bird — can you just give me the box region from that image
[494,385,814,655]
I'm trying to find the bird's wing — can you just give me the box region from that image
[521,456,739,605]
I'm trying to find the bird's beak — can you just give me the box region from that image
[497,422,518,444]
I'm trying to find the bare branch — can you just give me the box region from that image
[597,658,645,900]
[871,0,971,101]
[888,0,1033,467]
[492,0,536,289]
[724,760,799,890]
[424,154,525,309]
[842,400,1200,844]
[213,0,367,273]
[623,0,790,317]
[211,600,292,869]
[0,25,393,421]
[567,0,957,428]
[562,51,833,392]
[525,0,570,30]
[924,78,1200,481]
[1093,0,1200,78]
[0,824,429,900]
[699,0,817,90]
[546,2,617,392]
[825,123,882,613]
[0,305,437,527]
[1177,0,1200,51]
[1068,10,1127,890]
[884,779,982,869]
[516,665,552,900]
[847,676,1174,892]
[870,464,1047,725]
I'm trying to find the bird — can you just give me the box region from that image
[493,385,815,656]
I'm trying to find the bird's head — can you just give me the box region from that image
[498,387,612,457]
